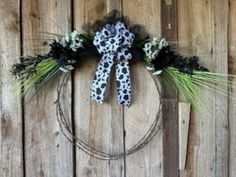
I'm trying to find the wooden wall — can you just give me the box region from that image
[0,0,235,177]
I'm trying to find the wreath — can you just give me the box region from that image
[11,10,234,160]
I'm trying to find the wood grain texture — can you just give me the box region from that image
[0,0,23,177]
[22,0,73,176]
[213,1,229,177]
[73,1,125,177]
[229,0,236,177]
[178,102,191,170]
[123,1,163,177]
[178,0,229,177]
[161,0,179,177]
[178,1,215,177]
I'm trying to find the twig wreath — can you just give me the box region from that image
[11,10,235,160]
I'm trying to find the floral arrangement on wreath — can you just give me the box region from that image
[11,10,234,110]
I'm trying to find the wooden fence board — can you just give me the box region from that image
[22,0,73,176]
[161,1,179,177]
[229,0,236,176]
[212,1,229,177]
[123,1,163,177]
[73,1,125,177]
[178,1,229,177]
[177,1,198,177]
[178,1,215,177]
[178,102,191,170]
[0,1,23,177]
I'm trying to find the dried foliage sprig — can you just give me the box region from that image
[11,31,94,98]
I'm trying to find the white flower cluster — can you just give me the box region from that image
[58,30,84,52]
[143,37,168,61]
[143,37,168,75]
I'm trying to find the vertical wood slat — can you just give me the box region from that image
[213,1,229,177]
[178,102,191,170]
[161,0,179,177]
[123,1,163,177]
[0,0,23,177]
[177,2,195,176]
[178,1,214,177]
[229,0,236,176]
[22,0,73,176]
[178,0,229,177]
[73,0,125,177]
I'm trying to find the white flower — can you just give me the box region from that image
[159,38,168,49]
[152,37,160,44]
[64,35,70,42]
[70,31,79,40]
[143,37,168,61]
[60,38,68,47]
[58,30,84,51]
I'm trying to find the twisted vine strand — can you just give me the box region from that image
[55,73,164,160]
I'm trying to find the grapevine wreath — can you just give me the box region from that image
[11,10,234,160]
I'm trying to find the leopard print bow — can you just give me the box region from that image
[91,21,134,106]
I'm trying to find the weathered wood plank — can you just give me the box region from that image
[123,1,163,177]
[73,1,125,177]
[213,1,229,177]
[22,0,73,176]
[0,0,23,177]
[178,0,229,177]
[178,102,191,170]
[229,1,236,176]
[178,1,206,177]
[178,1,215,177]
[161,0,179,177]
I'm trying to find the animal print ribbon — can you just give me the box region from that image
[91,21,134,106]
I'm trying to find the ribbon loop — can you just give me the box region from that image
[91,21,134,106]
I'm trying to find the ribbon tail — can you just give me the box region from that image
[91,54,114,103]
[116,60,131,106]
